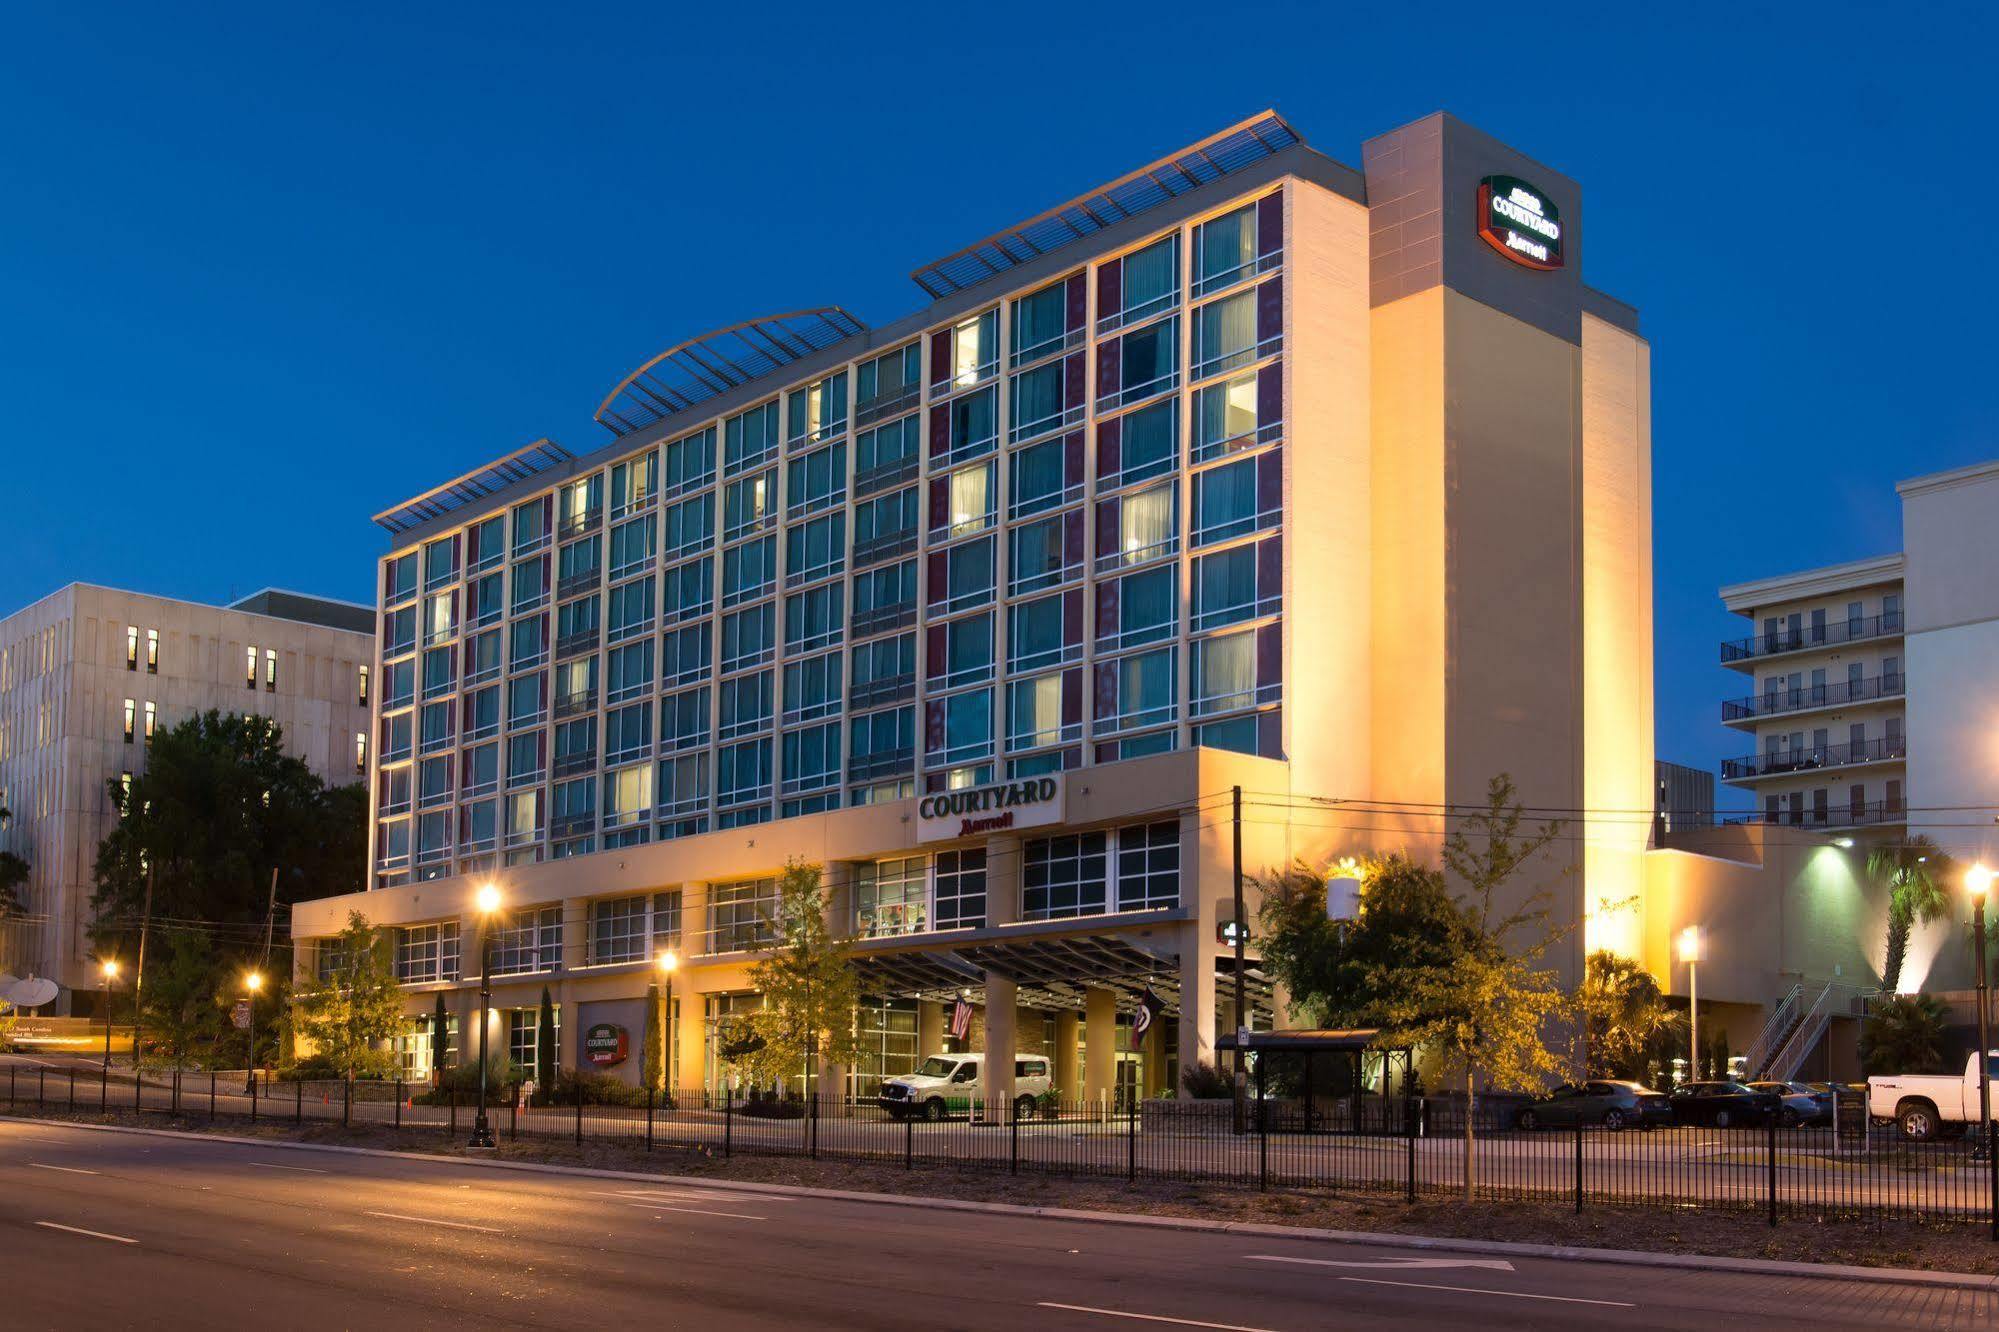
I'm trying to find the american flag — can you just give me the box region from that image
[949,995,974,1041]
[1133,986,1163,1047]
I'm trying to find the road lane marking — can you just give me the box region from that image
[1246,1253,1516,1272]
[247,1161,328,1173]
[622,1201,766,1221]
[597,1188,794,1204]
[27,1163,99,1175]
[34,1221,137,1244]
[363,1210,503,1233]
[1334,1277,1635,1307]
[1036,1304,1277,1331]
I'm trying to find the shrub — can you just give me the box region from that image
[1180,1061,1235,1100]
[736,1094,807,1119]
[412,1057,523,1104]
[538,1067,649,1108]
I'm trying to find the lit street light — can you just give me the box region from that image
[243,971,263,1093]
[655,949,678,1103]
[1967,865,1993,1167]
[471,883,502,1149]
[100,960,119,1074]
[1679,925,1706,1082]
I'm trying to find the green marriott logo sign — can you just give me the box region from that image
[1477,175,1563,271]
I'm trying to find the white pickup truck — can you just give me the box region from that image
[1868,1052,1999,1140]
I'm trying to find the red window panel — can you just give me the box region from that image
[1257,622,1282,689]
[1257,534,1283,599]
[1094,579,1120,640]
[1257,191,1284,260]
[1096,415,1123,482]
[1257,710,1283,759]
[1064,432,1087,490]
[1062,350,1087,412]
[1062,588,1084,647]
[1256,449,1283,515]
[1062,509,1086,568]
[925,699,947,754]
[929,329,952,386]
[1097,258,1123,322]
[1095,337,1122,403]
[1093,662,1118,722]
[1061,667,1083,728]
[928,402,951,458]
[1256,273,1284,346]
[926,551,949,607]
[1065,273,1088,332]
[460,692,480,730]
[1257,362,1283,437]
[1094,496,1121,563]
[928,476,949,530]
[464,523,482,568]
[925,623,947,678]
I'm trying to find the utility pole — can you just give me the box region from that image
[132,867,155,1076]
[1232,785,1246,1133]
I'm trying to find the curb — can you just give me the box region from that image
[5,1113,1995,1292]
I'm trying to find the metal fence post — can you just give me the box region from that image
[904,1106,913,1170]
[395,1078,403,1131]
[249,1070,257,1124]
[210,1071,217,1120]
[1010,1095,1019,1176]
[135,1059,142,1113]
[510,1087,518,1141]
[8,1065,15,1106]
[448,1087,457,1138]
[575,1078,584,1146]
[1989,1119,1997,1243]
[1574,1118,1583,1214]
[810,1091,819,1160]
[1256,1054,1268,1192]
[101,1065,109,1113]
[343,1076,353,1129]
[1405,1095,1417,1204]
[295,1077,303,1126]
[1128,1092,1138,1182]
[724,1085,733,1159]
[646,1087,655,1152]
[1767,1104,1779,1227]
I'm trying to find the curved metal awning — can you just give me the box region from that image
[593,308,868,438]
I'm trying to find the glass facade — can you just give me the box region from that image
[371,186,1286,890]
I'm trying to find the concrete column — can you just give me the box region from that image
[982,973,1017,1122]
[985,833,1022,926]
[1270,978,1294,1030]
[1144,1028,1167,1099]
[1084,987,1117,1109]
[675,985,706,1095]
[820,862,852,936]
[1055,1009,1080,1098]
[918,999,944,1058]
[1177,920,1217,1099]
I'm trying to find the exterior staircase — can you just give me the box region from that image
[1742,979,1878,1082]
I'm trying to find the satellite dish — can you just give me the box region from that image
[0,975,59,1009]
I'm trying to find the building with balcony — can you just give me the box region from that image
[0,584,374,1011]
[1718,555,1906,835]
[296,108,1674,1101]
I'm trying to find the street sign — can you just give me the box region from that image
[1217,919,1250,947]
[230,1001,252,1030]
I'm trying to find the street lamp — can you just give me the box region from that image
[100,960,119,1074]
[243,971,263,1093]
[1679,925,1706,1082]
[471,883,502,1149]
[655,950,678,1101]
[1967,865,1993,1151]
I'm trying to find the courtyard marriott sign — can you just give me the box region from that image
[1477,174,1563,270]
[917,775,1064,841]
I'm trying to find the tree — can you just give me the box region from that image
[289,912,403,1080]
[738,860,864,1095]
[142,930,222,1069]
[1372,775,1573,1203]
[0,804,28,917]
[431,991,450,1086]
[90,711,366,961]
[1870,836,1956,994]
[640,981,666,1096]
[1256,854,1477,1029]
[1859,994,1950,1075]
[1574,950,1679,1080]
[536,986,557,1093]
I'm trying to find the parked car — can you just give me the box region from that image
[878,1054,1053,1121]
[1669,1081,1782,1127]
[1514,1080,1671,1131]
[1868,1052,1999,1141]
[1747,1080,1831,1127]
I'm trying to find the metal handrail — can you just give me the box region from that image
[1720,612,1903,663]
[1742,983,1804,1078]
[1766,980,1840,1083]
[1722,674,1904,721]
[1722,737,1907,780]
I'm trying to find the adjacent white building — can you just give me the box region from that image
[0,584,374,1011]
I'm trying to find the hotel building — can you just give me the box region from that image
[0,585,374,1011]
[296,109,1663,1101]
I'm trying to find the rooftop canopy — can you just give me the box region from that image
[373,438,575,536]
[592,308,868,438]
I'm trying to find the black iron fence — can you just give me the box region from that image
[7,1065,1997,1233]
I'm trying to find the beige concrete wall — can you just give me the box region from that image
[1580,313,1655,958]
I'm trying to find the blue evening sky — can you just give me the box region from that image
[2,4,1991,806]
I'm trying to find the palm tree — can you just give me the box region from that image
[1870,837,1956,993]
[1576,950,1680,1079]
[1859,994,1950,1075]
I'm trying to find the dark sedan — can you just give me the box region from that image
[1515,1080,1672,1131]
[1747,1080,1832,1127]
[1669,1080,1783,1128]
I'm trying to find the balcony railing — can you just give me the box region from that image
[1722,674,1904,722]
[1728,799,1906,831]
[1720,612,1903,664]
[1721,737,1907,782]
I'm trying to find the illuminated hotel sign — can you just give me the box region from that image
[917,775,1063,841]
[1477,175,1563,270]
[584,1024,629,1068]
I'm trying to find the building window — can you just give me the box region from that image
[1192,288,1263,379]
[508,1007,556,1070]
[786,372,847,448]
[357,664,370,707]
[722,537,775,609]
[724,400,781,476]
[1192,630,1260,717]
[489,905,563,976]
[1007,671,1069,751]
[721,604,774,673]
[929,688,993,768]
[589,895,650,965]
[146,628,159,673]
[717,737,773,811]
[143,700,157,742]
[657,752,709,822]
[933,849,987,930]
[785,512,846,585]
[610,514,658,581]
[662,493,716,560]
[661,623,712,687]
[941,386,998,464]
[1115,821,1180,911]
[855,857,927,938]
[1101,232,1179,333]
[856,415,921,492]
[707,878,778,953]
[1023,832,1109,921]
[1193,453,1278,546]
[611,449,658,518]
[939,309,999,391]
[1099,566,1177,653]
[394,922,461,983]
[245,644,258,689]
[783,584,845,655]
[122,698,136,744]
[783,650,842,726]
[848,705,914,782]
[651,890,682,954]
[355,732,368,775]
[125,626,139,671]
[1193,540,1278,631]
[933,536,995,615]
[1095,646,1176,735]
[1109,483,1177,570]
[662,427,716,497]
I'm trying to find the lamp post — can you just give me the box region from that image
[656,950,678,1098]
[1679,925,1705,1082]
[470,883,501,1149]
[243,971,263,1093]
[100,960,119,1074]
[1968,866,1993,1149]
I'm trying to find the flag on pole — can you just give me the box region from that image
[949,995,974,1041]
[1133,986,1163,1047]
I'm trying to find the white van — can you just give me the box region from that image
[877,1053,1053,1121]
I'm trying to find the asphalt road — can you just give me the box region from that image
[1,1117,1994,1329]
